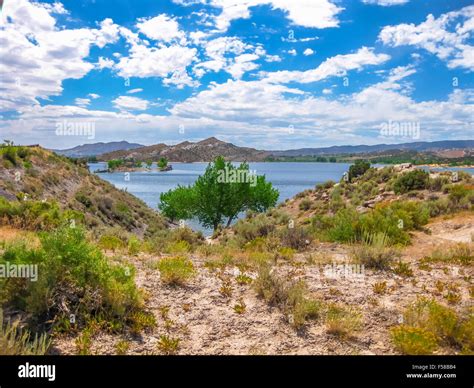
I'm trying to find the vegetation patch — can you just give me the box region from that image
[156,257,196,286]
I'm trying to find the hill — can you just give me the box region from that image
[99,137,269,162]
[0,145,166,236]
[54,141,144,158]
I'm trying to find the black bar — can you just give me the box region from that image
[0,356,471,387]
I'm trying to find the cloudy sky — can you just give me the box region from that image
[0,0,473,150]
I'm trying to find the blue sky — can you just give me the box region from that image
[0,0,473,149]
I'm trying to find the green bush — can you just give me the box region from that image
[98,234,125,251]
[2,147,17,166]
[0,226,142,330]
[312,200,429,246]
[156,257,195,286]
[0,198,84,231]
[234,214,276,244]
[391,325,438,355]
[397,298,473,352]
[348,160,370,181]
[393,170,429,194]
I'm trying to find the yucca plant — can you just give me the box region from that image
[0,309,50,355]
[352,232,398,270]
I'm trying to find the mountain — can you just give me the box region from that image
[99,137,269,162]
[271,140,474,157]
[53,141,144,158]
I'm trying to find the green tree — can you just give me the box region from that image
[348,160,370,181]
[159,156,279,230]
[107,159,123,170]
[158,157,168,170]
[146,160,153,168]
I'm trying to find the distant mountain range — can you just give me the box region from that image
[53,139,474,162]
[272,140,474,157]
[53,141,144,157]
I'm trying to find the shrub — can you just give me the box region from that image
[326,208,359,243]
[75,192,93,208]
[399,298,472,352]
[393,170,429,194]
[166,240,191,254]
[391,325,438,355]
[373,281,387,294]
[286,281,322,329]
[316,180,336,190]
[0,199,83,231]
[279,227,311,250]
[423,243,473,266]
[128,311,156,335]
[156,257,195,286]
[299,198,312,211]
[233,300,246,314]
[157,335,180,355]
[234,214,276,244]
[115,340,130,355]
[428,176,450,192]
[98,234,125,251]
[277,247,296,261]
[254,265,321,329]
[392,260,413,277]
[348,160,370,182]
[352,233,398,270]
[0,226,142,332]
[448,185,471,206]
[2,147,17,166]
[149,227,203,253]
[325,304,362,338]
[127,236,142,256]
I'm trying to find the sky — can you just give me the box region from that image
[0,0,473,150]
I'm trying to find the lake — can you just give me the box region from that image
[88,162,351,234]
[88,162,473,234]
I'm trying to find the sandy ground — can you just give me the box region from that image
[51,213,473,355]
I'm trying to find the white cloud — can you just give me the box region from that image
[97,56,115,69]
[288,49,297,56]
[115,43,197,82]
[322,88,332,95]
[193,36,265,79]
[75,98,91,107]
[112,96,149,111]
[362,0,409,6]
[265,54,282,62]
[380,6,474,70]
[88,93,100,99]
[136,14,185,43]
[188,0,343,32]
[303,48,314,56]
[4,70,473,149]
[167,70,474,146]
[126,88,143,94]
[0,0,120,111]
[265,47,390,84]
